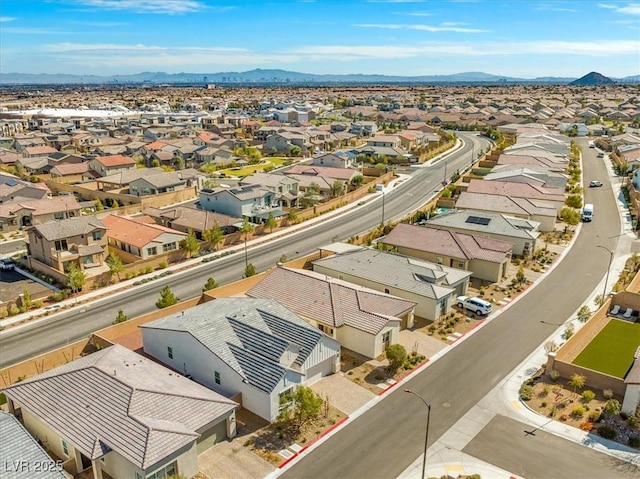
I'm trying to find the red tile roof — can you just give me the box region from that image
[94,155,136,167]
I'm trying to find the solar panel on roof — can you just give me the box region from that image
[466,215,490,225]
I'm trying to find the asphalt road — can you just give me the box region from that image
[463,415,638,479]
[280,139,629,479]
[0,133,490,367]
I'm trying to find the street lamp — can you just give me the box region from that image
[596,245,614,303]
[404,389,431,479]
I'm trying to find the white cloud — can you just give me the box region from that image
[73,0,220,15]
[599,2,640,14]
[354,23,490,33]
[0,16,17,22]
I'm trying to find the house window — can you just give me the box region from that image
[61,439,69,457]
[145,462,177,479]
[167,346,173,359]
[214,371,221,385]
[436,256,443,265]
[54,212,65,220]
[318,324,334,336]
[136,473,143,479]
[457,260,464,268]
[147,247,157,256]
[92,231,102,241]
[162,242,177,252]
[54,239,68,252]
[384,288,390,294]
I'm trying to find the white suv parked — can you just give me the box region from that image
[456,295,492,316]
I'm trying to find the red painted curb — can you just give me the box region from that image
[377,358,430,396]
[277,415,350,469]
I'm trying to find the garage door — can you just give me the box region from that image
[197,420,227,454]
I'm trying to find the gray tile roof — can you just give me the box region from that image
[247,267,416,335]
[312,248,471,300]
[141,298,326,394]
[426,210,540,240]
[3,345,236,471]
[33,216,106,242]
[455,191,557,217]
[143,206,240,230]
[98,167,164,185]
[0,411,67,479]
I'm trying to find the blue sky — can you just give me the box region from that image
[1,0,639,78]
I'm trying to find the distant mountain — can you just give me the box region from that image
[0,69,629,86]
[569,72,615,86]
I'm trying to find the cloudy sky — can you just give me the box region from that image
[1,0,639,78]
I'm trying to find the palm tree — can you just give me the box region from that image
[239,217,255,268]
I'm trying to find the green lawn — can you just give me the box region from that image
[215,157,291,177]
[573,319,640,378]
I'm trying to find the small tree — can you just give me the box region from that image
[569,373,586,393]
[559,207,581,226]
[95,198,104,211]
[330,180,345,198]
[114,309,128,324]
[565,194,583,209]
[544,340,558,353]
[577,305,591,323]
[112,199,120,209]
[21,288,33,312]
[289,145,302,157]
[106,252,124,281]
[603,399,621,417]
[287,209,298,224]
[516,265,526,285]
[156,286,179,309]
[202,277,218,292]
[564,322,575,340]
[350,174,364,188]
[239,217,255,268]
[202,221,224,251]
[181,229,200,258]
[65,262,87,294]
[386,344,407,373]
[278,385,323,433]
[264,211,277,234]
[244,263,256,278]
[582,390,596,403]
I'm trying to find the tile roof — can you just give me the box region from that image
[50,162,89,175]
[247,267,416,334]
[32,216,106,241]
[425,210,540,240]
[101,214,186,248]
[141,298,326,394]
[0,411,67,479]
[143,206,240,230]
[313,248,471,300]
[0,196,80,219]
[383,223,512,264]
[456,191,557,217]
[93,154,136,167]
[98,167,164,185]
[466,179,565,203]
[283,164,358,181]
[3,345,236,470]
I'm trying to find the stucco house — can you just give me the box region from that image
[312,247,471,320]
[27,216,108,274]
[311,152,354,169]
[0,196,81,232]
[382,223,512,283]
[101,214,187,260]
[465,179,566,210]
[143,206,240,237]
[87,155,136,178]
[141,298,341,422]
[199,184,284,223]
[2,345,237,479]
[239,173,300,208]
[247,266,417,358]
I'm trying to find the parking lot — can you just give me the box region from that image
[0,269,53,303]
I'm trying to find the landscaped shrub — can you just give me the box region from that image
[549,369,560,381]
[627,415,638,427]
[519,384,534,401]
[588,411,601,422]
[571,405,586,418]
[582,390,596,403]
[579,421,594,432]
[603,389,614,399]
[158,261,168,269]
[597,425,617,440]
[628,435,640,448]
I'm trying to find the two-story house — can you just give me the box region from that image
[87,155,136,178]
[239,173,300,208]
[199,184,282,223]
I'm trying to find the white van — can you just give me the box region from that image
[582,203,594,222]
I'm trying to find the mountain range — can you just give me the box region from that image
[0,69,638,85]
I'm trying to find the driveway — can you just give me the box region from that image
[198,438,274,479]
[398,329,448,358]
[310,373,375,415]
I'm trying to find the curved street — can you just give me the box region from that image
[0,133,488,367]
[278,141,635,479]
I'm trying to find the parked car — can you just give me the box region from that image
[589,180,603,187]
[597,152,604,158]
[0,258,15,270]
[456,295,493,316]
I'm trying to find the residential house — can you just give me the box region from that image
[2,345,237,479]
[199,185,282,223]
[87,155,136,178]
[349,121,378,136]
[143,206,240,237]
[425,210,540,257]
[239,173,300,208]
[95,167,165,191]
[496,153,568,173]
[264,132,310,155]
[465,179,566,210]
[484,164,568,189]
[311,152,354,169]
[129,172,189,197]
[141,298,341,422]
[49,162,89,181]
[455,191,557,231]
[0,174,49,203]
[247,266,417,358]
[0,196,81,232]
[381,223,512,283]
[27,216,107,274]
[312,247,471,320]
[365,135,400,148]
[101,214,187,260]
[0,411,67,479]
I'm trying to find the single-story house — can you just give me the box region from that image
[87,155,136,178]
[247,266,417,358]
[382,223,512,283]
[101,214,187,259]
[143,206,240,237]
[465,179,565,210]
[0,196,81,232]
[312,246,471,320]
[424,210,540,257]
[484,164,568,189]
[2,345,237,479]
[141,298,341,422]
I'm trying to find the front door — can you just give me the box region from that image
[80,453,91,471]
[382,331,391,350]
